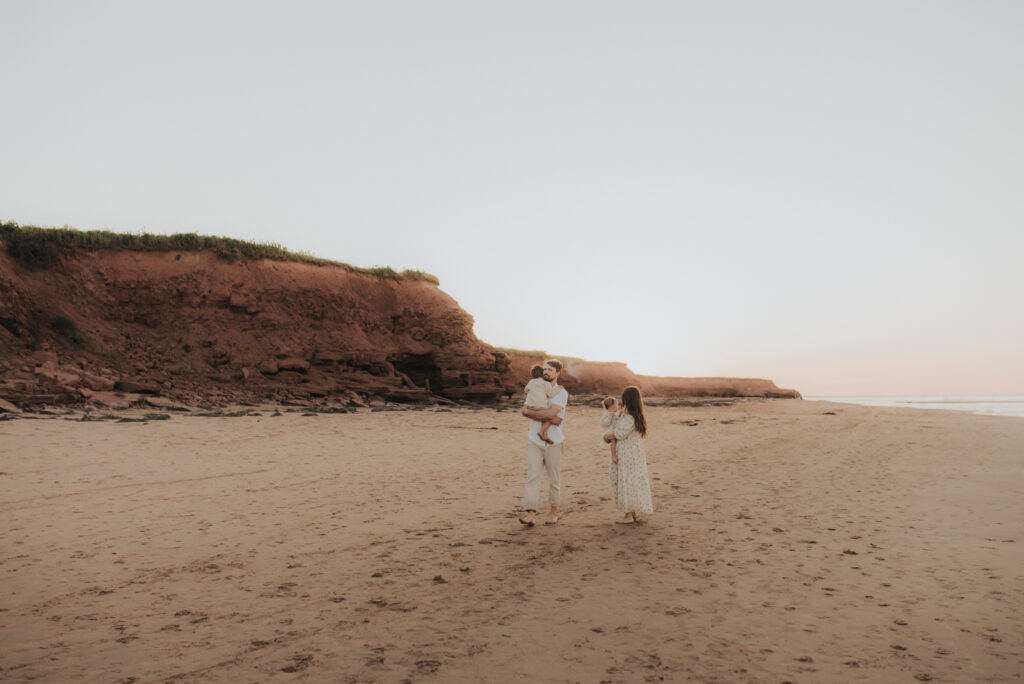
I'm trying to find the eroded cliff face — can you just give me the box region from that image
[0,246,512,408]
[0,244,799,411]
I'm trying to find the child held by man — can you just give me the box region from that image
[524,364,558,444]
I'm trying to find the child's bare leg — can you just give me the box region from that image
[610,439,617,463]
[539,420,554,444]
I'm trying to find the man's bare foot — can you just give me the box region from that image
[544,514,559,525]
[518,511,536,527]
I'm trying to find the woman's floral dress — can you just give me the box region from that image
[605,414,654,515]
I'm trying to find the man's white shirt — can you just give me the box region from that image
[527,385,568,447]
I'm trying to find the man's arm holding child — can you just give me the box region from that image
[522,405,563,424]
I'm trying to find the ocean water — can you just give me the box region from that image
[808,395,1024,418]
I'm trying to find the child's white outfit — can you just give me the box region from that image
[600,411,616,446]
[524,377,557,409]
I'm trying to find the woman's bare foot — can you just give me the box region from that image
[616,513,637,525]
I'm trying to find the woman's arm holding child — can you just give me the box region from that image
[613,414,635,441]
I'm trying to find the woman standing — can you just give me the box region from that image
[604,385,654,524]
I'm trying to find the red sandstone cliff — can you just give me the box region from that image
[504,355,801,400]
[0,246,512,408]
[0,238,799,410]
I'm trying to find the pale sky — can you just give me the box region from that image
[2,1,1022,396]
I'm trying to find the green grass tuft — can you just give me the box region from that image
[0,221,440,284]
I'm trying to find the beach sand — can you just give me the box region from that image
[1,400,1021,683]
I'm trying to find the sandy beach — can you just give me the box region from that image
[1,399,1021,683]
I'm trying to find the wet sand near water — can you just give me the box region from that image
[1,399,1022,682]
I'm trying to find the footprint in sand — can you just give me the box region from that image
[415,659,441,672]
[281,654,313,672]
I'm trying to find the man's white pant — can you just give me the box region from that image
[524,441,562,511]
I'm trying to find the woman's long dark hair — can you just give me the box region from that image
[621,385,647,438]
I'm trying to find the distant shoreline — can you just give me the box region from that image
[808,395,1024,418]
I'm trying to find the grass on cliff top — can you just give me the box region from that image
[495,346,549,357]
[496,347,586,366]
[0,221,439,284]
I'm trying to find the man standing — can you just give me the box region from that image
[519,359,568,526]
